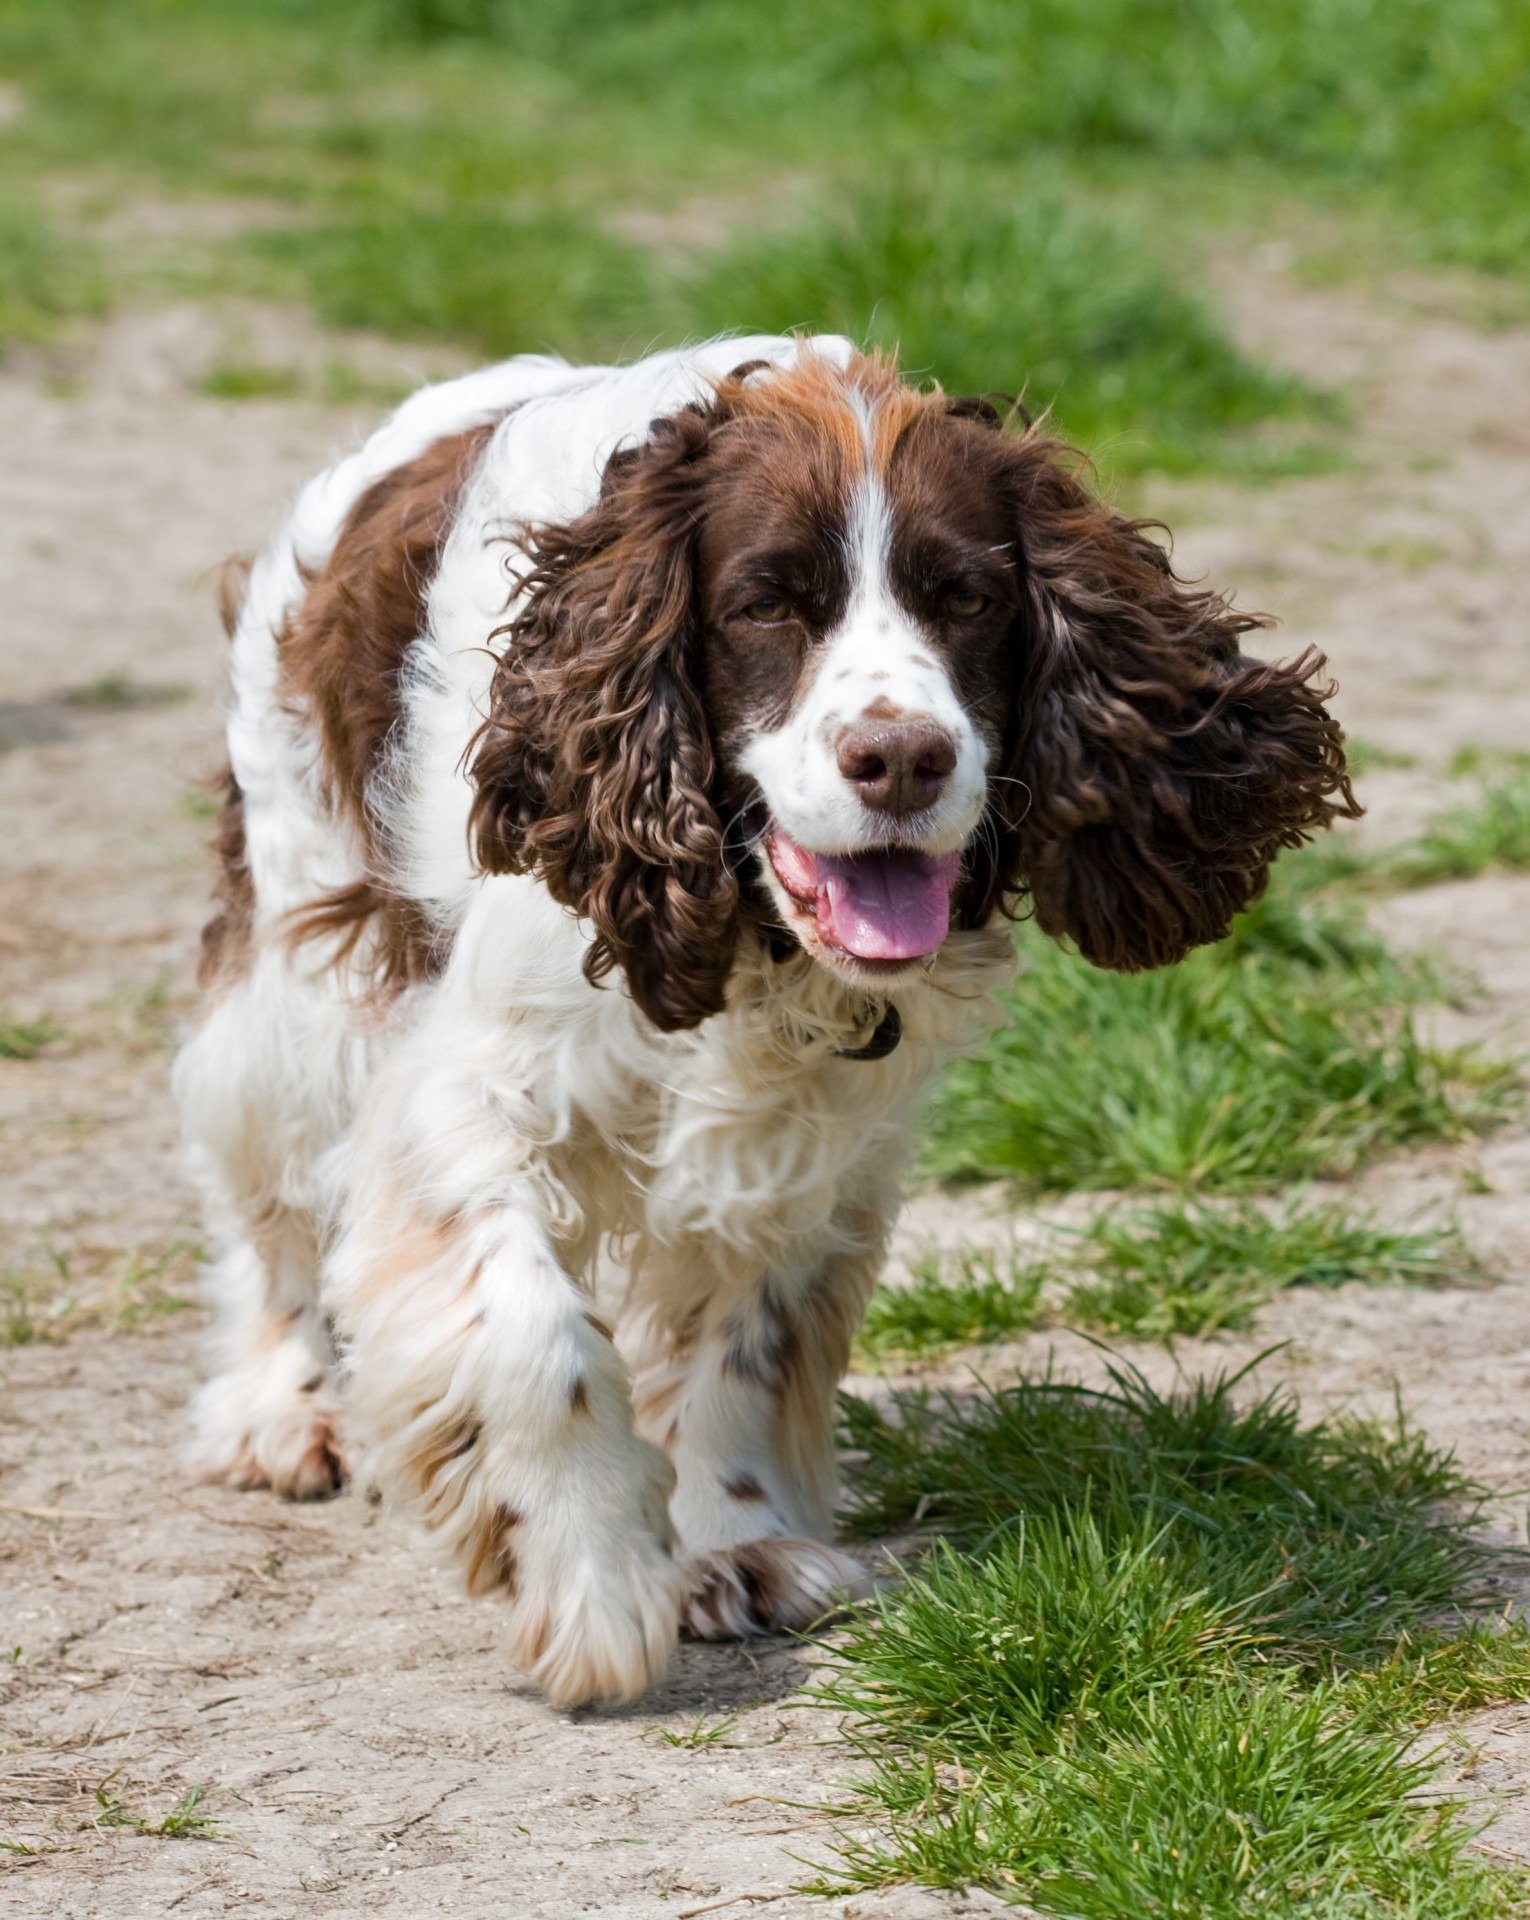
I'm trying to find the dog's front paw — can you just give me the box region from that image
[460,1442,686,1708]
[681,1536,868,1641]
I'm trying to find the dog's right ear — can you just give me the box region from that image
[469,403,742,1033]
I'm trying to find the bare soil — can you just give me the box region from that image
[3,259,1530,1917]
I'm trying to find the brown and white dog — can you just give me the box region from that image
[177,337,1355,1707]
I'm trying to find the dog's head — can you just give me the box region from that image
[470,349,1358,1031]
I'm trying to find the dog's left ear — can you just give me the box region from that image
[469,402,741,1031]
[966,425,1359,970]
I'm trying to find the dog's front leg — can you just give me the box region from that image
[327,1085,684,1708]
[630,1217,889,1642]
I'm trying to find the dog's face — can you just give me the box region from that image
[471,351,1357,1031]
[693,379,1021,989]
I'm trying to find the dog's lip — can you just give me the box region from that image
[765,825,961,963]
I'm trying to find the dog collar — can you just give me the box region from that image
[836,1002,902,1062]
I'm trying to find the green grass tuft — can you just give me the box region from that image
[1066,1195,1476,1339]
[682,185,1332,476]
[1385,773,1530,889]
[197,360,304,399]
[0,1016,59,1060]
[858,1197,1471,1357]
[923,897,1513,1193]
[93,1776,220,1841]
[857,1247,1048,1364]
[923,847,1511,1194]
[61,675,190,711]
[0,200,107,351]
[826,1361,1530,1913]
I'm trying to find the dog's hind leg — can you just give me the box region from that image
[175,947,366,1500]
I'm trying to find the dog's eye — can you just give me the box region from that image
[744,593,793,626]
[946,588,990,619]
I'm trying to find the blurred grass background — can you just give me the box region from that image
[1,0,1526,474]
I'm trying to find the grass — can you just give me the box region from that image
[651,1714,739,1750]
[862,1199,1477,1356]
[93,1777,219,1841]
[0,201,106,351]
[1065,1196,1476,1339]
[681,183,1334,476]
[0,0,1444,475]
[924,864,1515,1192]
[858,1247,1049,1363]
[1,1240,200,1347]
[0,1016,59,1059]
[1385,773,1530,889]
[196,360,304,399]
[60,674,190,711]
[826,1358,1530,1914]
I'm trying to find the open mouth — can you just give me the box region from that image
[767,827,962,963]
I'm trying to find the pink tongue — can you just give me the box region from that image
[815,848,961,961]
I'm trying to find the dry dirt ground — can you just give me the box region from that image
[3,259,1530,1918]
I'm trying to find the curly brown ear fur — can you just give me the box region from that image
[468,406,739,1031]
[968,428,1359,970]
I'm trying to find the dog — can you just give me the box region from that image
[175,335,1355,1706]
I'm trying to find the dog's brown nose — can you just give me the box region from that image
[837,718,957,817]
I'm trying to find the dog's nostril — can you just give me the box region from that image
[837,720,957,817]
[839,744,889,785]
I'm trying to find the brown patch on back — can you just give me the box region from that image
[215,553,253,639]
[197,763,256,991]
[277,418,500,996]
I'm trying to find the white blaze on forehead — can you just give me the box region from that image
[739,384,992,860]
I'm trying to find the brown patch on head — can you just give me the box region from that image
[277,418,501,997]
[464,1501,522,1598]
[568,1375,591,1416]
[859,694,905,723]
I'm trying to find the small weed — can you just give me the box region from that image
[197,360,303,400]
[0,1016,59,1059]
[1446,746,1530,779]
[60,675,190,712]
[1,1239,199,1346]
[1384,772,1530,888]
[1343,737,1417,775]
[93,1775,219,1841]
[0,199,107,350]
[652,1714,738,1749]
[858,1248,1049,1363]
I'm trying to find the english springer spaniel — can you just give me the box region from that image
[177,336,1355,1706]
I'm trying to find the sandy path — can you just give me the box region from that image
[2,261,1529,1915]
